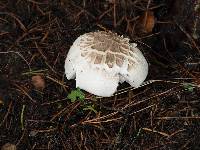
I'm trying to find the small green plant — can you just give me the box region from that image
[67,88,97,114]
[67,88,85,102]
[83,104,97,114]
[182,83,195,92]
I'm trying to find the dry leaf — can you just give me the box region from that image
[0,98,3,105]
[1,143,16,150]
[32,75,45,90]
[139,11,155,33]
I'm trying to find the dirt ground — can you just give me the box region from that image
[1,0,200,149]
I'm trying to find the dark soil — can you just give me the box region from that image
[1,0,200,149]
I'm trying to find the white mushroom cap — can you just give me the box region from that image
[65,31,148,97]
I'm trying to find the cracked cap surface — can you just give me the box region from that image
[78,31,141,70]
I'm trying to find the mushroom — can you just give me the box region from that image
[65,31,148,97]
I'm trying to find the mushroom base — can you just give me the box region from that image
[76,64,119,97]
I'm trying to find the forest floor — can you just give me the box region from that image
[1,0,200,149]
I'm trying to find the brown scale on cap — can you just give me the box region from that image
[94,54,103,64]
[105,52,115,68]
[80,31,137,69]
[115,54,124,67]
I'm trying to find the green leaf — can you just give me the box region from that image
[67,88,85,102]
